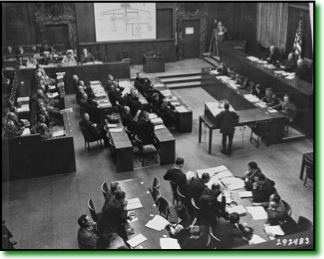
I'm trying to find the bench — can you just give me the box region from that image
[198,115,218,154]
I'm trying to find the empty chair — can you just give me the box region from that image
[153,176,160,189]
[297,216,313,231]
[80,126,103,152]
[303,155,314,186]
[150,186,161,206]
[157,197,171,220]
[135,135,158,166]
[170,180,180,205]
[249,120,273,148]
[101,181,109,199]
[177,186,187,205]
[88,198,101,222]
[120,50,133,67]
[281,199,292,217]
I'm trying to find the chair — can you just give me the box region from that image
[191,198,200,218]
[124,127,137,146]
[80,126,103,152]
[88,198,101,222]
[297,216,313,231]
[190,217,197,226]
[157,197,171,220]
[101,181,109,199]
[303,155,314,186]
[135,135,158,166]
[281,200,292,217]
[150,186,161,206]
[249,120,273,148]
[208,226,221,249]
[170,180,180,204]
[109,139,116,164]
[152,176,160,189]
[176,186,186,205]
[120,50,133,67]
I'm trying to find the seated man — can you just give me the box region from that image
[280,52,297,72]
[252,193,288,225]
[295,58,312,83]
[134,72,151,95]
[123,89,142,119]
[35,114,53,140]
[62,50,77,66]
[232,226,254,247]
[80,48,95,63]
[159,100,178,128]
[76,85,86,105]
[107,81,124,108]
[102,182,122,211]
[120,106,136,133]
[135,111,156,145]
[79,93,99,122]
[35,64,56,86]
[250,84,265,100]
[72,74,80,91]
[241,161,262,191]
[37,100,62,121]
[267,45,281,64]
[77,214,99,249]
[252,173,276,203]
[36,89,59,108]
[182,225,210,250]
[186,173,211,203]
[5,114,25,138]
[261,88,279,107]
[79,113,106,143]
[270,94,297,122]
[105,74,115,92]
[217,63,228,76]
[150,92,163,114]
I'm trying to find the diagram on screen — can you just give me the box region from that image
[94,3,156,42]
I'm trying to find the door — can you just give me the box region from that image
[182,19,200,59]
[45,24,70,50]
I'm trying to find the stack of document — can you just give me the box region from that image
[109,128,123,133]
[150,117,164,125]
[127,234,147,248]
[244,94,260,103]
[246,56,259,62]
[213,170,234,181]
[210,70,219,75]
[264,225,285,236]
[160,89,173,97]
[148,113,158,120]
[17,104,29,113]
[160,238,181,249]
[175,105,189,113]
[239,191,253,198]
[227,205,247,215]
[126,198,143,211]
[221,177,245,190]
[154,124,165,131]
[89,80,101,85]
[170,101,180,106]
[249,234,267,244]
[52,129,66,138]
[246,206,268,220]
[107,124,117,128]
[223,190,234,204]
[145,215,170,231]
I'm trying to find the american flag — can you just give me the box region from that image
[293,17,303,59]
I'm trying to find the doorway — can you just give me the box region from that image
[45,24,70,50]
[182,19,200,59]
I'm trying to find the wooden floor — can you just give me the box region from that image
[2,59,314,249]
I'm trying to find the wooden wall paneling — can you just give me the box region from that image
[157,9,173,39]
[2,3,6,45]
[75,3,96,43]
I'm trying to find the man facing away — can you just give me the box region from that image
[215,102,239,156]
[164,157,188,195]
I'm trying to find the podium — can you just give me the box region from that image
[143,53,165,73]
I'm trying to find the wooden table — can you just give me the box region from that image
[154,127,176,165]
[143,54,165,73]
[219,43,313,137]
[118,178,169,249]
[299,152,314,180]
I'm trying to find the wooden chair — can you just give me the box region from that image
[297,216,313,231]
[157,197,171,220]
[88,198,101,222]
[208,226,221,249]
[303,155,314,186]
[101,181,109,199]
[152,176,160,189]
[281,199,292,217]
[170,180,180,204]
[80,126,103,152]
[150,186,161,206]
[191,198,201,221]
[135,135,158,166]
[176,186,186,205]
[249,120,273,148]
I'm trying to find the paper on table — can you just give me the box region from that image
[154,124,165,131]
[148,113,158,119]
[255,101,268,108]
[210,70,219,75]
[227,205,247,215]
[170,101,180,106]
[127,234,147,248]
[21,128,31,136]
[109,128,123,133]
[17,96,30,103]
[160,238,181,249]
[127,217,139,224]
[89,80,101,85]
[150,117,164,125]
[264,225,285,236]
[239,191,253,198]
[186,170,197,180]
[246,56,259,62]
[126,198,143,211]
[107,124,117,128]
[246,206,268,220]
[197,165,229,177]
[145,215,170,231]
[175,105,188,113]
[214,170,234,180]
[285,75,295,80]
[268,109,278,113]
[222,177,245,190]
[249,234,267,244]
[223,191,234,204]
[52,129,66,138]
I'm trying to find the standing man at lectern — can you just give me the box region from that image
[215,102,239,156]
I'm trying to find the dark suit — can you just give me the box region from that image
[136,118,155,145]
[79,119,105,139]
[134,77,151,95]
[187,177,206,203]
[215,109,239,155]
[252,178,276,203]
[97,196,128,241]
[281,59,297,72]
[164,168,187,194]
[121,111,136,132]
[181,226,209,249]
[81,53,95,63]
[296,64,311,83]
[268,50,281,64]
[213,217,244,249]
[124,95,141,117]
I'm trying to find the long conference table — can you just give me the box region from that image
[218,42,313,137]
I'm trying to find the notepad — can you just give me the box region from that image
[127,234,147,248]
[222,177,245,190]
[239,191,253,198]
[160,238,181,249]
[214,170,234,180]
[227,205,247,215]
[246,56,259,62]
[210,70,219,75]
[145,215,170,231]
[249,234,267,244]
[126,198,143,211]
[246,206,268,220]
[268,109,278,113]
[264,225,285,236]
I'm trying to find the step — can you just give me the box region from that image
[160,75,202,84]
[165,81,201,89]
[282,134,306,142]
[158,72,202,79]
